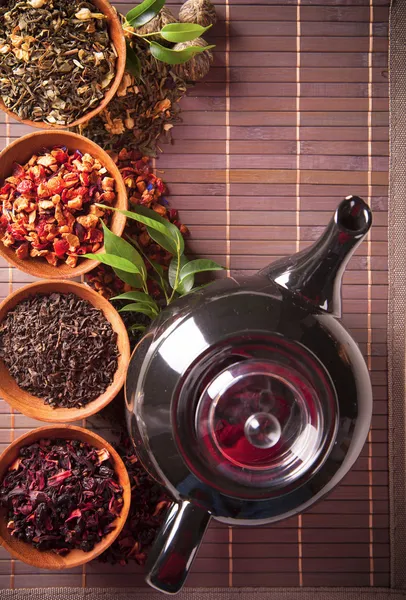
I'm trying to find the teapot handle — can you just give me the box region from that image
[145,500,211,594]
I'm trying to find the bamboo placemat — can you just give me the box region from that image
[0,0,391,593]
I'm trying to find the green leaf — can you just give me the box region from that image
[101,222,146,288]
[133,204,184,254]
[112,291,153,303]
[115,270,144,289]
[188,283,211,293]
[126,0,165,27]
[125,41,141,79]
[160,23,212,43]
[169,255,194,295]
[145,226,176,254]
[129,324,147,333]
[111,291,159,313]
[150,41,216,65]
[102,222,147,281]
[83,253,142,274]
[179,259,223,281]
[98,204,183,255]
[119,302,156,319]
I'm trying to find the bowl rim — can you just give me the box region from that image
[0,129,128,279]
[0,424,131,569]
[0,0,126,129]
[0,279,131,423]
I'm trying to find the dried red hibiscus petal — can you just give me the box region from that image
[99,434,171,566]
[0,438,123,555]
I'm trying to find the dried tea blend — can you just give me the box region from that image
[86,148,188,297]
[75,38,189,155]
[99,433,171,565]
[0,292,119,408]
[0,0,117,126]
[0,147,116,268]
[0,438,124,554]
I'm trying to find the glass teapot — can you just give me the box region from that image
[125,196,373,594]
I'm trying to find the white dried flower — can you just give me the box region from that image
[75,8,92,20]
[28,0,47,8]
[75,8,106,20]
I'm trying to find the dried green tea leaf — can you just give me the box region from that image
[0,0,117,125]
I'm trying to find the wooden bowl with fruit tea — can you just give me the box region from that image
[0,130,127,279]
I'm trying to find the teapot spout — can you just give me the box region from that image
[261,196,372,317]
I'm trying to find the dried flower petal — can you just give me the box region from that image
[0,438,123,554]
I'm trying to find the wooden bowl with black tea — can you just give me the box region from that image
[0,425,131,569]
[0,130,127,280]
[0,0,126,130]
[0,280,131,423]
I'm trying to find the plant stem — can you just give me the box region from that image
[136,31,160,38]
[123,27,153,43]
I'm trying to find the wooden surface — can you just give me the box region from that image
[0,0,390,591]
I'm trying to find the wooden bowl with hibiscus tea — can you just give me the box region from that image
[0,280,130,422]
[0,130,127,279]
[0,425,131,569]
[0,0,126,129]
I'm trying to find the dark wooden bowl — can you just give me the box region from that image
[0,280,130,423]
[0,130,127,279]
[0,0,126,129]
[0,425,131,569]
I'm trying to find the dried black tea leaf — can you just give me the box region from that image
[0,292,119,409]
[75,38,189,156]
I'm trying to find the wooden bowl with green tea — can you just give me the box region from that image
[0,425,131,569]
[0,130,127,280]
[0,280,131,423]
[0,0,126,129]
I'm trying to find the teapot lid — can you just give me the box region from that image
[195,358,330,490]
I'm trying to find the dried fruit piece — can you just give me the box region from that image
[0,146,116,267]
